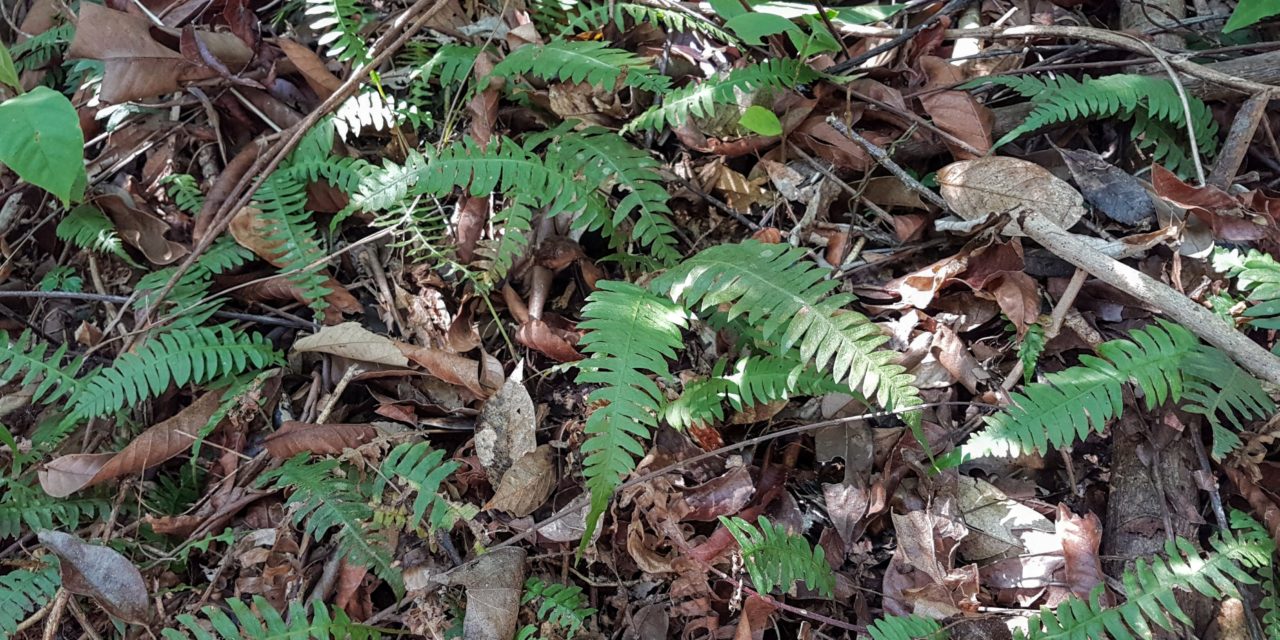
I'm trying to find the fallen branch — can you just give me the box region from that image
[1016,210,1280,386]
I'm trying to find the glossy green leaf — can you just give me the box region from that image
[725,12,803,44]
[0,43,20,94]
[739,105,783,136]
[0,86,85,205]
[1224,0,1280,32]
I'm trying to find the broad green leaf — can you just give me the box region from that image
[725,12,803,44]
[1224,0,1280,32]
[833,3,907,25]
[0,44,20,94]
[739,105,783,136]
[0,86,86,205]
[708,0,752,20]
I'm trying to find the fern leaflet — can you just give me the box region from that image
[162,595,383,639]
[523,577,597,638]
[1213,247,1280,330]
[720,515,835,598]
[160,174,204,214]
[260,455,401,595]
[665,355,846,429]
[1182,347,1274,459]
[305,0,369,63]
[0,330,85,405]
[1018,530,1268,639]
[973,74,1218,177]
[373,441,461,532]
[625,59,819,133]
[651,240,920,423]
[491,40,670,92]
[562,2,738,45]
[0,560,60,636]
[576,281,687,548]
[546,126,680,264]
[866,615,949,640]
[56,204,137,266]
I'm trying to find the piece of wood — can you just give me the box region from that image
[1017,211,1280,386]
[1209,92,1270,188]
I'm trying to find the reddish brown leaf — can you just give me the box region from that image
[1056,504,1110,603]
[987,272,1041,336]
[39,390,225,497]
[98,189,189,265]
[486,445,554,516]
[918,56,994,160]
[676,466,755,522]
[516,318,582,362]
[278,38,341,98]
[262,421,382,458]
[398,343,502,398]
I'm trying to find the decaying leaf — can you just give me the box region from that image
[262,421,385,458]
[938,157,1086,235]
[293,322,410,367]
[38,530,150,623]
[475,363,535,484]
[486,445,554,516]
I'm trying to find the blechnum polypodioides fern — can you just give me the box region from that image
[955,320,1273,464]
[575,240,921,548]
[968,74,1218,177]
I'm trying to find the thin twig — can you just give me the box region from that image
[824,117,948,209]
[827,0,973,75]
[0,291,316,329]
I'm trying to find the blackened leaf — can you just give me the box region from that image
[1058,148,1154,225]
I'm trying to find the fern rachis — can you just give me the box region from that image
[720,515,835,598]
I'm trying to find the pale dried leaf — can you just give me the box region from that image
[293,322,410,367]
[486,445,554,517]
[38,530,150,623]
[938,157,1086,236]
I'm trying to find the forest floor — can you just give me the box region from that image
[1,0,1280,637]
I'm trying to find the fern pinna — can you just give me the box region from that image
[576,281,687,546]
[162,595,383,639]
[959,321,1272,462]
[1017,529,1269,639]
[652,240,920,420]
[1213,247,1280,330]
[373,441,461,532]
[625,59,820,133]
[520,577,597,638]
[664,355,847,430]
[720,515,835,598]
[490,39,670,92]
[972,74,1218,177]
[0,560,60,636]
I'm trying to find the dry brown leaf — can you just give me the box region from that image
[475,364,535,484]
[228,207,361,319]
[515,318,582,362]
[293,322,410,367]
[237,274,361,325]
[277,38,341,98]
[486,445,554,516]
[1056,504,1109,603]
[444,547,526,640]
[262,421,383,458]
[918,56,994,160]
[398,343,501,398]
[38,530,150,623]
[68,4,218,103]
[39,390,225,497]
[97,189,188,265]
[675,465,755,522]
[938,157,1086,235]
[955,476,1056,563]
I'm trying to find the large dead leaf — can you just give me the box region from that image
[97,189,188,265]
[293,322,410,367]
[917,56,993,160]
[441,547,527,640]
[1058,148,1154,225]
[38,530,150,623]
[955,476,1056,563]
[938,157,1086,235]
[399,343,503,398]
[1056,504,1109,602]
[475,364,535,484]
[68,4,220,103]
[263,421,384,458]
[39,390,225,497]
[486,445,554,516]
[277,38,341,98]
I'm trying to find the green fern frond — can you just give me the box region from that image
[491,40,670,92]
[413,43,480,90]
[474,197,533,289]
[162,595,383,639]
[260,455,401,595]
[333,90,426,140]
[305,0,369,63]
[72,324,279,423]
[625,59,819,133]
[253,170,334,313]
[0,481,108,538]
[160,174,204,214]
[651,240,920,422]
[1182,347,1274,459]
[974,74,1218,176]
[719,515,835,598]
[10,23,73,73]
[546,126,680,264]
[0,561,60,636]
[373,441,461,532]
[665,355,846,429]
[38,266,82,293]
[56,204,137,266]
[1213,248,1280,330]
[576,281,687,547]
[136,236,255,313]
[866,615,949,640]
[1230,510,1280,640]
[0,330,85,405]
[523,577,597,637]
[1018,530,1267,639]
[961,321,1200,460]
[1016,322,1047,384]
[563,2,738,44]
